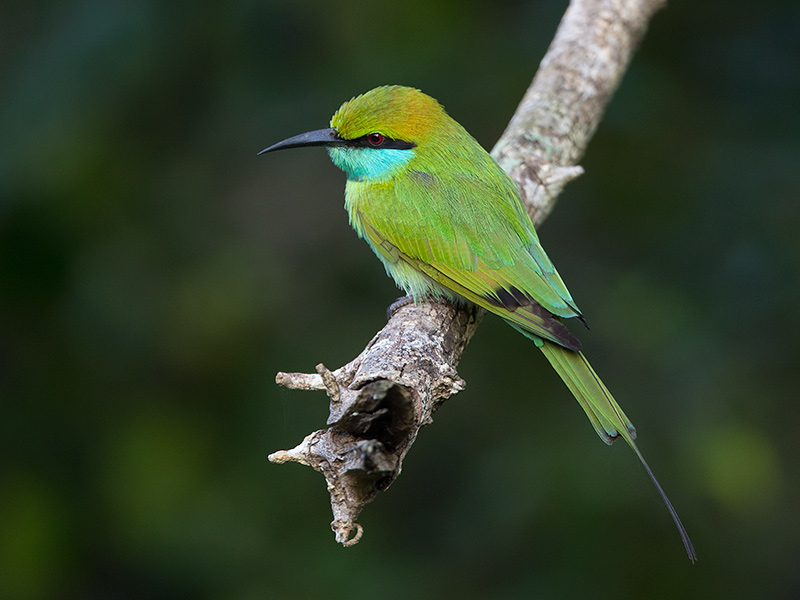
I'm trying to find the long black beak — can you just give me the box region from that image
[258,128,345,155]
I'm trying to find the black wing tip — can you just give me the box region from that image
[549,321,582,352]
[561,331,582,352]
[485,287,583,351]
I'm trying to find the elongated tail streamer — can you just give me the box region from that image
[539,341,697,562]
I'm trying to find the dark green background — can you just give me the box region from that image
[2,1,798,598]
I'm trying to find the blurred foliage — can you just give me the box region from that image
[2,0,799,599]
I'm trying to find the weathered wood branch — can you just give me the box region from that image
[269,0,665,545]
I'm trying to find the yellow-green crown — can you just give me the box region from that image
[330,86,445,143]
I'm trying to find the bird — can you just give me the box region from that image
[260,85,696,562]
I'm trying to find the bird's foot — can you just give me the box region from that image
[386,295,415,320]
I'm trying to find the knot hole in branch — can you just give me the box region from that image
[333,380,416,454]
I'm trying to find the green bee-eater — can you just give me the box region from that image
[261,85,696,561]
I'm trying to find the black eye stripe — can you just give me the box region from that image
[348,134,415,150]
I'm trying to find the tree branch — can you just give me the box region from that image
[270,0,666,545]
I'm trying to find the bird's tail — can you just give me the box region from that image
[538,340,697,563]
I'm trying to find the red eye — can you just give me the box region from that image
[368,133,384,146]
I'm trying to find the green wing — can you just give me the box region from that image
[351,166,584,350]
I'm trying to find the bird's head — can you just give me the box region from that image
[260,86,448,181]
